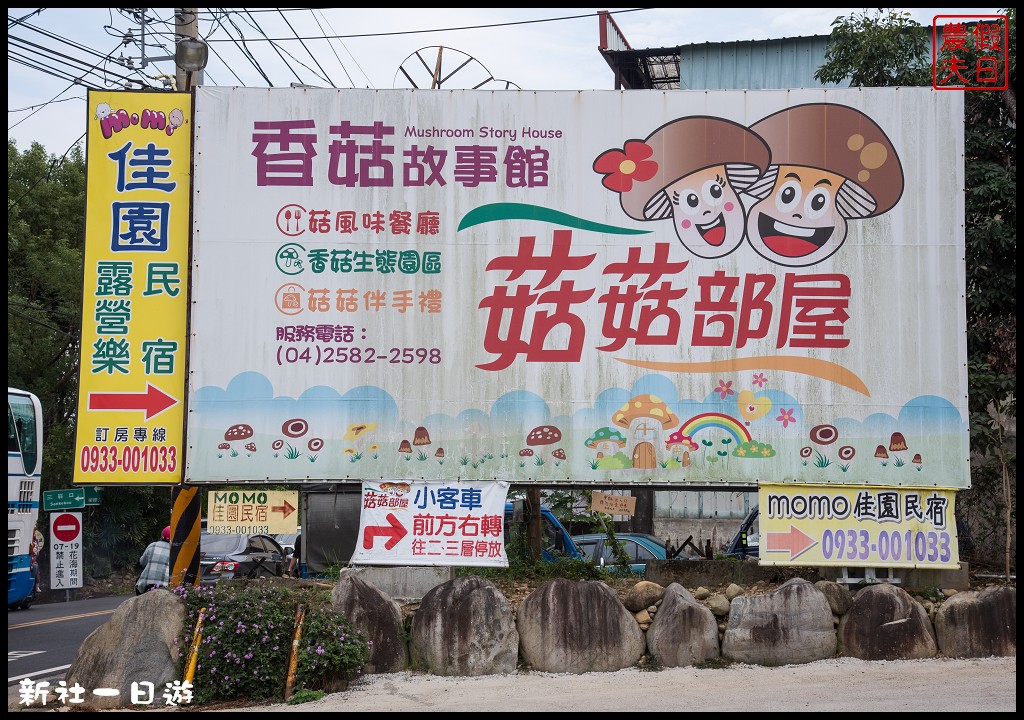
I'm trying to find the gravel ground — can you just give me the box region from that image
[236,657,1016,712]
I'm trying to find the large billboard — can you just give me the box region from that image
[185,87,969,489]
[75,90,191,485]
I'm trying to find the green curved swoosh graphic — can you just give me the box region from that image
[458,203,650,235]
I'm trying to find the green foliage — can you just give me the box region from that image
[287,688,325,705]
[815,9,931,86]
[173,581,368,706]
[8,139,87,497]
[295,599,369,692]
[85,487,172,572]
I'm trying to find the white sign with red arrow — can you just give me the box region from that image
[351,481,510,567]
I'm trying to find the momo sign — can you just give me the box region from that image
[185,87,969,490]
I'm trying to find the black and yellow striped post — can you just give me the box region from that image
[170,484,202,587]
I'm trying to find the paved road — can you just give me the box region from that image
[8,595,132,710]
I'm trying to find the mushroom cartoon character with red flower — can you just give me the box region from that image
[594,116,770,259]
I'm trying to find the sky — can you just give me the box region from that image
[7,7,1002,156]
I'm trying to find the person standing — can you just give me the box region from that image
[136,526,171,595]
[287,533,302,578]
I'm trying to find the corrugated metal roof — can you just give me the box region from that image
[679,34,849,90]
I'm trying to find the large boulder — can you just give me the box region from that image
[934,585,1016,658]
[517,578,645,673]
[331,573,410,673]
[65,590,185,709]
[409,576,518,676]
[645,583,720,667]
[839,583,937,660]
[623,581,665,612]
[722,577,837,666]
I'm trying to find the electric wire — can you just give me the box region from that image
[240,9,304,85]
[311,8,361,88]
[278,8,336,87]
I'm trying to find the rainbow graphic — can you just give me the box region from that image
[680,413,752,446]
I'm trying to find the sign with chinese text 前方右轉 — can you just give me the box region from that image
[50,512,83,590]
[74,91,191,485]
[757,483,960,569]
[184,87,970,491]
[350,481,509,567]
[591,491,637,517]
[206,489,299,535]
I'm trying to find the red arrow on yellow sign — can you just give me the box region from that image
[765,525,817,560]
[88,383,178,420]
[272,499,296,519]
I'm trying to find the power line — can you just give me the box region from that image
[311,9,361,88]
[278,8,336,87]
[194,7,649,42]
[241,9,304,85]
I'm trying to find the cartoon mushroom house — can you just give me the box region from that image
[526,425,562,462]
[612,394,679,469]
[398,439,412,456]
[584,427,627,460]
[745,103,904,268]
[414,426,431,447]
[595,116,770,260]
[665,430,698,466]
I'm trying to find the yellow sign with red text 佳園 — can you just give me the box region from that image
[74,91,192,485]
[757,484,960,569]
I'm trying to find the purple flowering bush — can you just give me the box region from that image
[295,601,369,691]
[173,582,368,705]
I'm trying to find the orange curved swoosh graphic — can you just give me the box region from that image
[615,356,870,397]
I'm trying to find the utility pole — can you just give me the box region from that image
[175,8,200,91]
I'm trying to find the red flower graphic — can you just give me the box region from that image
[594,141,657,193]
[776,408,796,428]
[715,380,734,400]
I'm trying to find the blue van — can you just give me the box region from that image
[504,501,583,561]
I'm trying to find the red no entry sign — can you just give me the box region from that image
[52,512,82,543]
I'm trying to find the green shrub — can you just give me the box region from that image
[173,581,368,705]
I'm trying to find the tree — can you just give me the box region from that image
[817,9,1016,574]
[8,139,171,575]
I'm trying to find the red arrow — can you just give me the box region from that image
[272,499,296,519]
[765,525,817,560]
[362,513,408,551]
[88,383,178,420]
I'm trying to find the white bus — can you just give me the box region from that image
[8,387,43,609]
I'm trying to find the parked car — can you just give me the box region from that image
[723,506,760,559]
[275,530,301,559]
[199,531,287,585]
[504,501,583,562]
[572,532,669,574]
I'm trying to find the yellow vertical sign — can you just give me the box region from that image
[74,90,192,484]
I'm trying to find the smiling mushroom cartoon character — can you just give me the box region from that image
[594,116,770,259]
[744,102,904,267]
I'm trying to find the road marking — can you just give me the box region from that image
[9,664,70,684]
[8,651,44,662]
[8,608,116,631]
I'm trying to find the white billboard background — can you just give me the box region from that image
[186,87,968,489]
